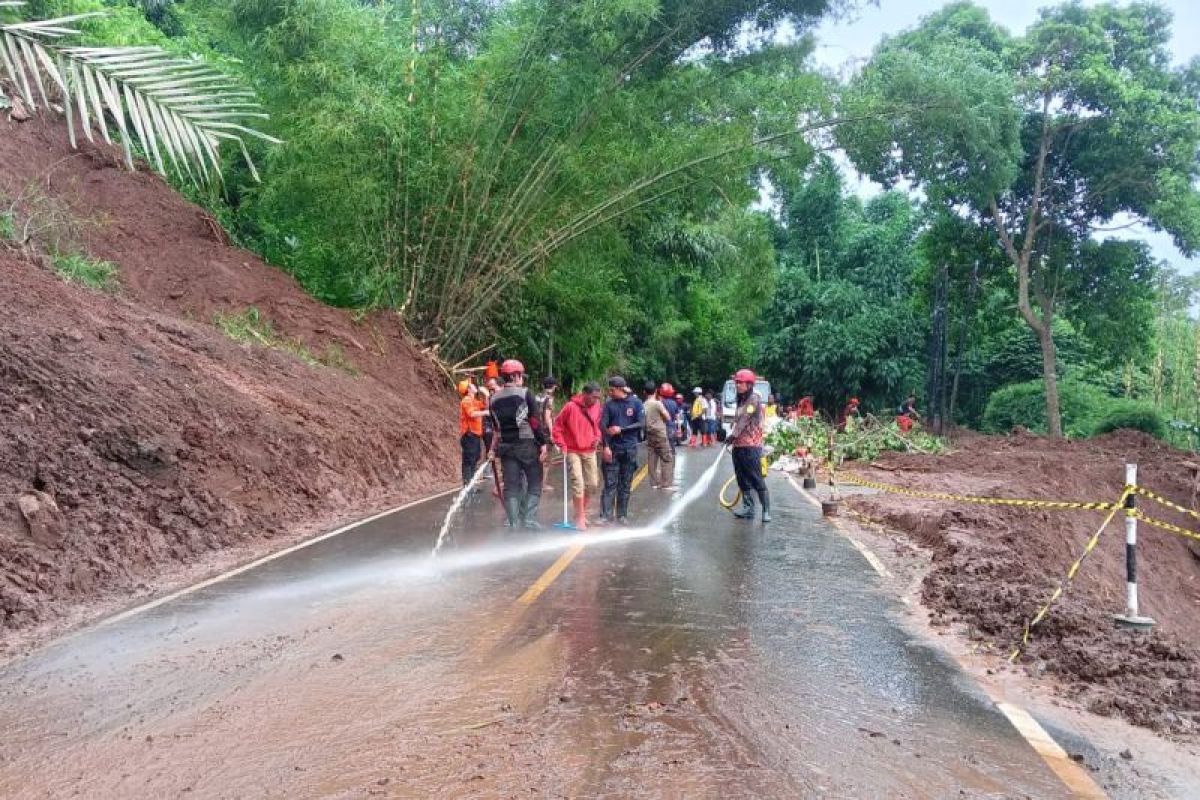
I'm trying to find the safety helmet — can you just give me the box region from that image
[500,359,525,376]
[659,382,674,397]
[692,386,702,394]
[457,379,471,396]
[849,397,860,405]
[484,360,500,380]
[734,368,756,384]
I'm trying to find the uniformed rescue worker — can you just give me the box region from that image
[599,376,644,525]
[488,359,547,528]
[728,368,770,523]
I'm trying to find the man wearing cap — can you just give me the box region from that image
[599,376,645,525]
[488,359,547,528]
[728,368,770,523]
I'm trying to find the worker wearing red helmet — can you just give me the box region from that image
[488,359,547,528]
[728,368,770,523]
[644,382,675,490]
[838,396,861,432]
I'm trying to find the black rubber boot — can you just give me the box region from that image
[523,494,542,529]
[503,495,521,528]
[732,494,756,519]
[758,489,771,523]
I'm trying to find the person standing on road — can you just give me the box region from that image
[552,382,603,531]
[536,376,559,493]
[688,388,706,447]
[458,380,488,487]
[728,368,770,523]
[644,382,675,490]
[673,393,688,446]
[599,376,644,525]
[703,389,719,446]
[488,359,547,528]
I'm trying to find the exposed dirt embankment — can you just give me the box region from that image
[0,117,457,646]
[848,431,1200,736]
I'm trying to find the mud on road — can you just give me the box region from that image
[846,430,1200,739]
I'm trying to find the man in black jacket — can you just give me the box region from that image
[599,376,644,525]
[488,359,547,528]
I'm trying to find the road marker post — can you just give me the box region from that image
[1114,463,1156,631]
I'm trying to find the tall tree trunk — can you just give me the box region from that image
[948,260,981,428]
[1038,324,1062,437]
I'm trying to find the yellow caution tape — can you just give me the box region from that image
[1133,486,1200,523]
[1132,510,1200,543]
[839,472,1118,512]
[1009,487,1133,663]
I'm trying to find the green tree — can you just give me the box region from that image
[839,1,1200,436]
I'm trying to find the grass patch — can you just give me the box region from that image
[214,306,358,374]
[52,253,120,292]
[0,211,15,241]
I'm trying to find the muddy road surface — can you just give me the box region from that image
[0,448,1157,798]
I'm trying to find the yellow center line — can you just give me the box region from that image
[515,463,649,607]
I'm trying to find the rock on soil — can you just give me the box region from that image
[0,116,457,642]
[848,430,1200,737]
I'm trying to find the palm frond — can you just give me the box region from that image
[0,4,279,186]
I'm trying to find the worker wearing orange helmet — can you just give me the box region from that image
[644,382,676,490]
[488,359,547,528]
[458,379,488,487]
[838,397,861,432]
[728,368,770,523]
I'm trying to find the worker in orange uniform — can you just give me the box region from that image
[838,397,861,432]
[458,380,488,487]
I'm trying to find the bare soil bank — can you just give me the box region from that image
[1,116,457,645]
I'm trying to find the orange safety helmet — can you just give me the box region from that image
[457,379,471,396]
[484,360,500,380]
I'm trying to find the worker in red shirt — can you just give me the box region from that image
[837,397,861,432]
[552,382,604,530]
[796,395,815,419]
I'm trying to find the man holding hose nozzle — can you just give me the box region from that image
[729,368,770,523]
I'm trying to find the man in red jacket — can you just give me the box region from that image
[552,382,603,531]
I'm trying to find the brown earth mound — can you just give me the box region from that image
[848,430,1200,736]
[1,116,457,644]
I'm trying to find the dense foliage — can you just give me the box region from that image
[11,0,1199,453]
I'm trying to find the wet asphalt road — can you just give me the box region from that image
[0,448,1079,798]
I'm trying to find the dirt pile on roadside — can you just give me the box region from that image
[0,116,457,644]
[848,431,1200,736]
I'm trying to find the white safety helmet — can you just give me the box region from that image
[692,386,702,394]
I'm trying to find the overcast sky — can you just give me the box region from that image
[807,0,1200,275]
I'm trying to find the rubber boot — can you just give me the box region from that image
[688,435,697,448]
[758,488,771,523]
[523,494,542,529]
[573,495,588,531]
[503,495,521,528]
[732,493,756,519]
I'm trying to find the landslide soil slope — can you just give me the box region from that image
[0,116,457,646]
[848,431,1200,737]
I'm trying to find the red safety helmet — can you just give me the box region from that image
[500,359,525,376]
[849,397,860,406]
[659,382,674,398]
[734,368,756,384]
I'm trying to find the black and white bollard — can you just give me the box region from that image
[1113,463,1156,630]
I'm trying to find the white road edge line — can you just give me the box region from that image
[786,475,890,578]
[95,486,461,629]
[785,475,1107,799]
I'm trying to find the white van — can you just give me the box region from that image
[720,378,771,438]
